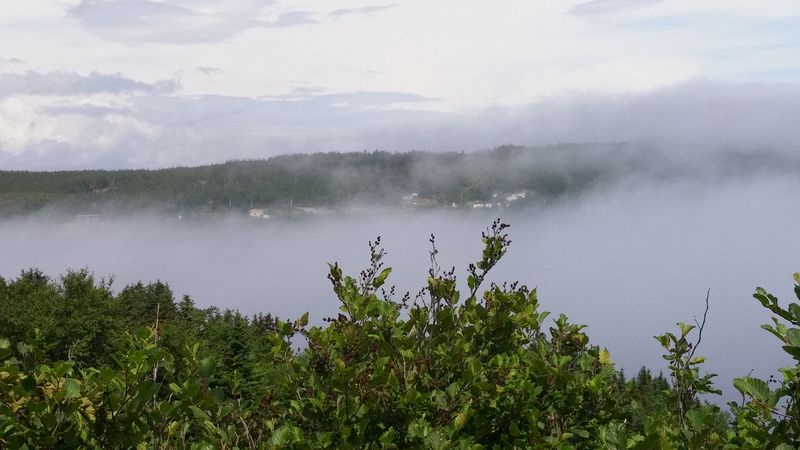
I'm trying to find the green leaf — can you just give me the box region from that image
[189,405,208,420]
[785,328,800,347]
[0,338,10,359]
[63,378,81,399]
[16,342,33,356]
[53,361,73,377]
[453,408,469,431]
[198,357,216,378]
[654,334,670,348]
[407,418,430,439]
[788,303,800,322]
[761,322,786,341]
[733,376,771,404]
[677,322,695,337]
[782,345,800,360]
[270,425,301,446]
[297,312,309,328]
[372,267,392,288]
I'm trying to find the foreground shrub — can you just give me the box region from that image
[1,221,799,448]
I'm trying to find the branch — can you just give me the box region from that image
[688,289,710,362]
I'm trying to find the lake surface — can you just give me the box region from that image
[2,174,799,402]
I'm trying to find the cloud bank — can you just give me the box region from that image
[1,70,798,170]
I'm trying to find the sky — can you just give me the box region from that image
[2,0,800,169]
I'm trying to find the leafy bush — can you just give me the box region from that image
[1,221,799,448]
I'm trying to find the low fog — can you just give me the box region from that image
[2,160,799,403]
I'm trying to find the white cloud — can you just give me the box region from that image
[69,0,269,44]
[326,5,396,18]
[3,1,796,107]
[570,0,663,17]
[266,11,317,28]
[0,69,438,168]
[1,68,799,170]
[0,70,173,166]
[67,0,396,44]
[0,94,158,165]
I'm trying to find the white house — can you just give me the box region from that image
[248,208,270,219]
[505,191,527,202]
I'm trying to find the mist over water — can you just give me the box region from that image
[2,170,799,402]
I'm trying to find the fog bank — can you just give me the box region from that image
[2,171,799,402]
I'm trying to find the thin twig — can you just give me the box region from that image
[688,289,710,362]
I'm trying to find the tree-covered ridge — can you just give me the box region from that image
[3,144,800,219]
[0,221,798,448]
[0,144,657,217]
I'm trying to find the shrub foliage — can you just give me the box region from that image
[1,221,799,448]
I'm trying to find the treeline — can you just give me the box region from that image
[0,268,276,375]
[0,144,641,217]
[1,222,798,448]
[3,144,797,218]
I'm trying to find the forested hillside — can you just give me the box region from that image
[1,222,798,448]
[0,144,661,217]
[3,143,796,220]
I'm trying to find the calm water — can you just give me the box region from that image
[2,175,799,402]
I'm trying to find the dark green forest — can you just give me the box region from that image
[0,144,657,217]
[1,221,798,448]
